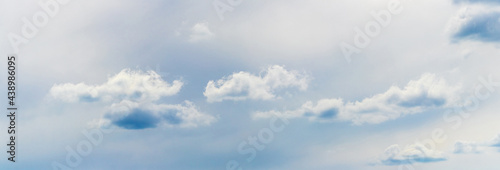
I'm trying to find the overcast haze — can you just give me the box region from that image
[1,0,500,169]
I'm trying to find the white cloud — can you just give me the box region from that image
[188,22,215,43]
[49,69,215,129]
[204,65,309,102]
[49,69,183,103]
[253,73,462,125]
[374,144,447,165]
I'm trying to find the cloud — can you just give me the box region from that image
[204,65,309,102]
[453,141,482,154]
[188,22,215,43]
[104,100,216,129]
[450,10,500,42]
[253,98,344,122]
[374,144,447,166]
[377,133,500,167]
[452,134,500,154]
[491,134,500,147]
[49,69,183,103]
[49,69,216,129]
[253,73,461,125]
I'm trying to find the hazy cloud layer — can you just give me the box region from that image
[8,0,500,169]
[453,0,500,4]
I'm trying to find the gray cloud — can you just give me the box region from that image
[105,100,216,129]
[452,12,500,42]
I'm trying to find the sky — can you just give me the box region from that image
[1,0,500,169]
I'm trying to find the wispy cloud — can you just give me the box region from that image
[453,141,483,154]
[373,144,447,165]
[188,22,215,43]
[453,134,500,154]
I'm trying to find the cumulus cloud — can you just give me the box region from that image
[49,69,216,129]
[253,73,461,125]
[204,65,309,102]
[188,22,214,43]
[104,100,216,129]
[374,144,447,165]
[49,69,183,103]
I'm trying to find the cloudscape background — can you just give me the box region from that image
[1,0,500,169]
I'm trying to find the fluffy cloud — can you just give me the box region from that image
[204,65,309,102]
[253,73,461,125]
[374,144,447,165]
[49,69,215,129]
[49,69,183,103]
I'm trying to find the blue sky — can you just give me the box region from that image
[1,0,500,169]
